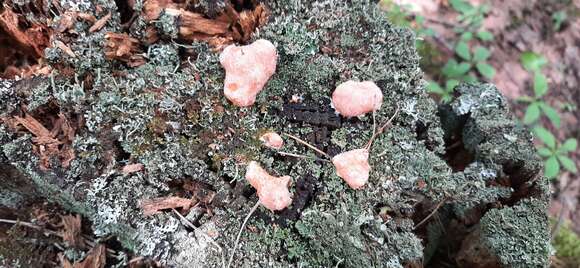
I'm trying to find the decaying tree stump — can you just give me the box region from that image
[0,1,550,267]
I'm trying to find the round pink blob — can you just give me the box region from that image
[245,161,292,211]
[332,81,383,117]
[219,39,278,107]
[332,149,371,189]
[260,132,284,149]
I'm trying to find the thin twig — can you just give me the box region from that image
[283,133,330,159]
[371,110,376,147]
[414,198,447,230]
[365,104,400,150]
[226,201,260,268]
[277,151,330,162]
[0,219,60,237]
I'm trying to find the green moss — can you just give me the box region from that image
[553,220,580,266]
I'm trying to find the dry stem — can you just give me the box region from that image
[226,201,261,268]
[283,133,330,159]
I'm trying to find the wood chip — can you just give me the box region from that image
[12,113,76,169]
[56,11,77,33]
[77,13,97,23]
[122,163,144,175]
[89,12,112,32]
[61,214,83,248]
[140,196,193,216]
[0,9,45,57]
[141,1,269,49]
[54,40,77,58]
[104,32,146,67]
[176,9,230,38]
[14,114,54,140]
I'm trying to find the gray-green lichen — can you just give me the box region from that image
[0,0,550,267]
[480,198,551,268]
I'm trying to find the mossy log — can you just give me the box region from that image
[0,1,550,267]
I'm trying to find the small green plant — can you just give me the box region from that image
[518,52,560,128]
[449,0,490,31]
[552,10,567,31]
[533,127,577,179]
[427,0,495,103]
[517,51,577,179]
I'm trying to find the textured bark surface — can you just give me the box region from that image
[0,1,550,267]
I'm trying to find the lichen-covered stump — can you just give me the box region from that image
[0,1,551,267]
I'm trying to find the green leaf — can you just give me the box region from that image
[456,62,472,76]
[449,0,473,13]
[560,139,577,152]
[479,4,491,14]
[523,103,541,124]
[415,15,425,25]
[463,75,477,83]
[558,155,577,173]
[460,32,473,41]
[445,79,460,91]
[516,95,534,103]
[533,126,556,148]
[476,62,495,79]
[533,72,548,97]
[421,28,436,37]
[455,42,471,61]
[473,46,491,62]
[442,59,458,77]
[442,60,471,78]
[539,103,560,128]
[426,81,445,94]
[544,156,560,178]
[552,11,567,31]
[520,52,547,72]
[537,147,553,157]
[476,30,494,41]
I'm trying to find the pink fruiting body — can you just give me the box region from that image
[260,132,284,149]
[245,161,292,211]
[219,39,278,107]
[331,80,383,117]
[331,149,371,189]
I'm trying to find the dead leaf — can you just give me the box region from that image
[140,196,193,216]
[89,12,112,32]
[61,214,83,248]
[61,244,107,268]
[122,163,144,175]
